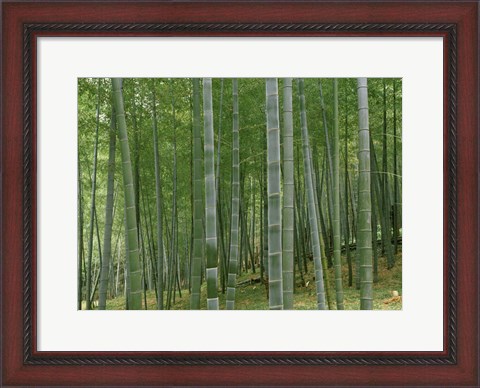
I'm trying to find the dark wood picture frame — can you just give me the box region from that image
[1,1,478,386]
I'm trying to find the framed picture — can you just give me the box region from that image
[2,1,478,386]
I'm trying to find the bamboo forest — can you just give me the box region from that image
[77,77,402,311]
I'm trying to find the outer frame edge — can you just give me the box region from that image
[23,22,457,367]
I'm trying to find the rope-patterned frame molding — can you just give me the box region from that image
[23,22,457,366]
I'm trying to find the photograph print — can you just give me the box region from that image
[77,77,402,310]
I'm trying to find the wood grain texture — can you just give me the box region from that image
[2,1,478,386]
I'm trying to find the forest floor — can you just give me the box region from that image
[104,251,402,310]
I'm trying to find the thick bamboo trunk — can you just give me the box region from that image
[356,78,373,310]
[112,78,142,310]
[266,78,283,310]
[282,78,294,309]
[77,154,84,309]
[203,78,219,310]
[190,79,203,309]
[226,79,240,309]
